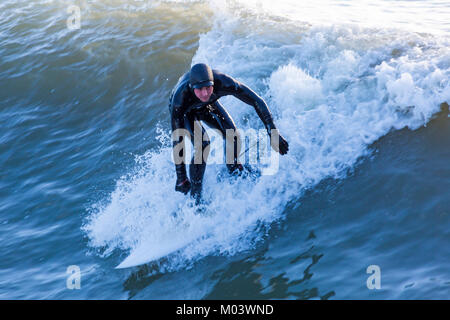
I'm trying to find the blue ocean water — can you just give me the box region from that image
[0,0,449,299]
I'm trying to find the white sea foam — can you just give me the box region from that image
[84,1,450,271]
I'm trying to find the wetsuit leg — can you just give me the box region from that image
[184,112,210,203]
[198,101,242,173]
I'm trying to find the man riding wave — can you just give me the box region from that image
[169,63,289,203]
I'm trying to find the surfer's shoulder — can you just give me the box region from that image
[170,72,190,107]
[213,70,240,93]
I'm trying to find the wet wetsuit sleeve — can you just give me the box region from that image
[170,103,188,182]
[220,75,277,133]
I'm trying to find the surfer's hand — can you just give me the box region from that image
[278,134,289,155]
[175,178,191,194]
[269,129,289,155]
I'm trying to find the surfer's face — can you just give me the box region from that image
[194,86,213,102]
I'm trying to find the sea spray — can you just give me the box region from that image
[84,0,450,271]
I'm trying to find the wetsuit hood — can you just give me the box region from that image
[189,63,214,89]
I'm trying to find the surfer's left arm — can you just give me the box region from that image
[219,74,289,155]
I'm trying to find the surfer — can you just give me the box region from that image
[169,63,289,203]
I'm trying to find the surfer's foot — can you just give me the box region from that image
[228,163,260,178]
[190,182,203,206]
[227,163,243,176]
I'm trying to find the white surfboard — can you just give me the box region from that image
[116,163,260,269]
[115,231,204,269]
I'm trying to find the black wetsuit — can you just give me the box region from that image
[169,69,277,199]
